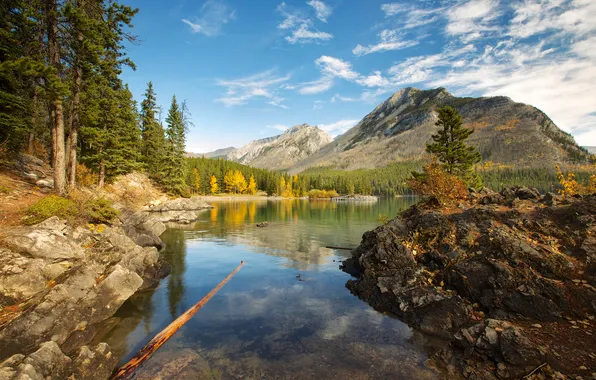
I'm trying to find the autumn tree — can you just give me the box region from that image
[210,175,219,194]
[247,175,257,195]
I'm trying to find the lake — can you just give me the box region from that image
[95,197,443,379]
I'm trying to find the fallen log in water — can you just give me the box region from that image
[110,261,246,380]
[325,245,355,251]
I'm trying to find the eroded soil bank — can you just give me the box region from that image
[342,187,596,379]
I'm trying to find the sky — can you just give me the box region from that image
[120,0,596,153]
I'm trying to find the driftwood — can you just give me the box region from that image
[110,261,246,380]
[325,245,355,251]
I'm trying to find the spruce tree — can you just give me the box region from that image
[161,95,187,194]
[426,106,482,188]
[140,81,166,177]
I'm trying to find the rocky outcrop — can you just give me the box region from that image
[119,197,212,249]
[0,213,173,379]
[0,341,116,380]
[342,187,596,379]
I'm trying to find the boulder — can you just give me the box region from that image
[0,264,142,360]
[145,197,212,212]
[2,224,84,262]
[0,341,117,380]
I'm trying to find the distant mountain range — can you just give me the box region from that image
[191,87,591,173]
[188,124,332,171]
[585,147,596,154]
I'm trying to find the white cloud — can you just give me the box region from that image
[298,77,334,95]
[266,124,290,132]
[380,3,409,17]
[353,29,418,56]
[277,2,333,44]
[286,24,333,44]
[182,0,236,36]
[296,56,392,96]
[216,69,291,108]
[313,100,324,110]
[307,0,332,22]
[573,36,596,60]
[508,0,596,38]
[357,71,390,87]
[446,0,501,40]
[330,94,358,103]
[316,56,359,80]
[318,119,360,136]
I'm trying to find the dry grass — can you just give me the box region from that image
[0,172,47,228]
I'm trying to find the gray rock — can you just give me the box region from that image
[3,228,84,262]
[35,179,54,188]
[146,197,212,212]
[72,343,117,380]
[0,264,141,359]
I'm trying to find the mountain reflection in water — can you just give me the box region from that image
[94,197,444,379]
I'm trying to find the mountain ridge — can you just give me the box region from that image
[196,124,333,170]
[193,87,590,173]
[289,87,589,173]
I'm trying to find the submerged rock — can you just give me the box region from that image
[342,188,596,378]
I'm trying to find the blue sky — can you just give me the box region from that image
[120,0,596,152]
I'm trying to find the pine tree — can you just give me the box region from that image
[78,2,139,187]
[140,81,165,177]
[210,175,219,194]
[425,106,482,188]
[161,95,186,194]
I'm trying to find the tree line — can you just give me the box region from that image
[0,1,190,195]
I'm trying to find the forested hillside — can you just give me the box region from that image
[0,1,190,195]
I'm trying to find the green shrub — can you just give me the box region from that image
[24,195,119,226]
[0,186,10,194]
[83,198,119,224]
[25,195,78,225]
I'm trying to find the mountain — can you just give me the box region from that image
[203,124,333,170]
[289,87,590,173]
[585,147,596,154]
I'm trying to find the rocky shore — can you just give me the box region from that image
[342,187,596,379]
[0,195,211,379]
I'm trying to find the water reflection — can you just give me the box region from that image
[161,230,187,319]
[94,197,441,379]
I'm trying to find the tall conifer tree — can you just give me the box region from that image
[425,106,482,188]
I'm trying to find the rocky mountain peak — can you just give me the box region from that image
[200,123,332,171]
[284,123,312,134]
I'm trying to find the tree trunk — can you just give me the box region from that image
[46,0,66,195]
[98,161,105,188]
[68,64,82,190]
[27,85,38,155]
